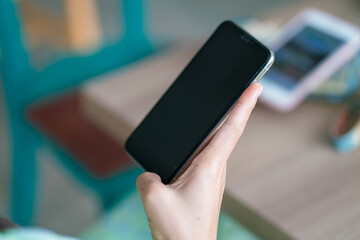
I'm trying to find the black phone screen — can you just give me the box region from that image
[126,21,271,183]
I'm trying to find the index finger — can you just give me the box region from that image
[195,83,263,165]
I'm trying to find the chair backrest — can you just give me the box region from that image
[0,0,152,107]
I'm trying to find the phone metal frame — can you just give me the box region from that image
[126,20,275,184]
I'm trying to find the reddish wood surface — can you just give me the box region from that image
[0,217,17,231]
[27,92,133,178]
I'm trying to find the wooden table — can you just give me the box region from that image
[80,0,360,239]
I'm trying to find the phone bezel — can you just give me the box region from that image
[125,21,274,184]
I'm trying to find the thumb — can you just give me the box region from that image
[137,172,163,198]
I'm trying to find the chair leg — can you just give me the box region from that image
[10,123,39,226]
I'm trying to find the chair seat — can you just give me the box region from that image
[26,91,133,178]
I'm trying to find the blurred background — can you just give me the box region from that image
[1,0,360,239]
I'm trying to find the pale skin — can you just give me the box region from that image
[137,83,263,240]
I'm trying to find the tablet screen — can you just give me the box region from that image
[265,26,343,89]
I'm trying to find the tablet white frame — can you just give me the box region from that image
[260,8,360,112]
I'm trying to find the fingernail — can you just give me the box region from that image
[255,84,263,97]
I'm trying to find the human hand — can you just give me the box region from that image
[137,83,263,240]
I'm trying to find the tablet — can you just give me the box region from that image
[260,9,360,111]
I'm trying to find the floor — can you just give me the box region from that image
[0,0,297,236]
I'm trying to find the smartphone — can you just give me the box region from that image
[125,21,274,184]
[260,9,360,111]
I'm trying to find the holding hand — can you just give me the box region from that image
[137,83,263,240]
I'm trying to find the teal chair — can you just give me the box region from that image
[0,0,153,226]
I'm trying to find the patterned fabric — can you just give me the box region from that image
[81,191,259,240]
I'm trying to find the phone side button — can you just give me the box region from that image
[253,67,268,83]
